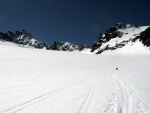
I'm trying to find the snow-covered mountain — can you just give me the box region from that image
[0,23,150,113]
[91,23,150,54]
[46,41,89,51]
[0,30,88,51]
[0,23,150,54]
[0,30,46,49]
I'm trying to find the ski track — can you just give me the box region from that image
[102,74,145,113]
[78,79,95,113]
[112,75,130,113]
[1,77,93,113]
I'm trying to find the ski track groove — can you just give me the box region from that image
[113,75,145,113]
[102,74,145,113]
[79,79,95,113]
[1,77,91,113]
[126,82,146,113]
[113,74,130,113]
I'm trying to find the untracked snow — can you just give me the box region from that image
[0,41,150,113]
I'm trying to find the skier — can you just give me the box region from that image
[116,67,118,70]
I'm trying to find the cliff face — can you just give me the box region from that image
[139,27,150,47]
[0,30,46,49]
[91,23,150,54]
[46,42,88,51]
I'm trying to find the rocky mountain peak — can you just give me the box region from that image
[91,23,149,54]
[15,30,32,37]
[139,27,150,47]
[46,41,87,51]
[0,30,46,49]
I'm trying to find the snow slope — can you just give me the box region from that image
[92,24,150,54]
[0,41,150,113]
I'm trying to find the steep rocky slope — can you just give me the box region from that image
[91,23,150,54]
[0,30,46,49]
[46,41,88,51]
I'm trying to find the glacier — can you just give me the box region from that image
[0,40,150,113]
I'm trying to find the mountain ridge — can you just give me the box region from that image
[91,23,150,54]
[0,23,150,54]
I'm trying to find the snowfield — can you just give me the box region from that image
[0,41,150,113]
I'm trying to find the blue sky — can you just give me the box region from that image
[0,0,150,45]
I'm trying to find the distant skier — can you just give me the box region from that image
[116,68,118,70]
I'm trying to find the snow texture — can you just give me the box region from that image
[0,40,150,113]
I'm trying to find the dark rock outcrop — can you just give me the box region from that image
[91,23,145,54]
[0,32,14,42]
[0,30,46,49]
[139,27,150,47]
[91,23,127,52]
[47,41,87,51]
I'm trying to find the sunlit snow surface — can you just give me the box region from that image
[0,41,150,113]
